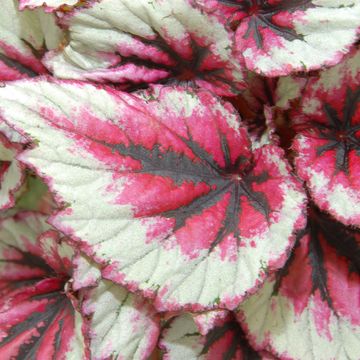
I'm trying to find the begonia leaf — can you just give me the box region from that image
[196,0,360,76]
[0,212,86,359]
[160,313,261,359]
[43,0,245,96]
[0,80,306,311]
[293,48,360,226]
[238,206,360,360]
[0,0,62,80]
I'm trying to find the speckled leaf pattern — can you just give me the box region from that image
[238,206,360,360]
[0,0,62,80]
[160,313,261,359]
[195,0,360,76]
[0,79,306,311]
[0,212,86,359]
[293,48,360,227]
[44,0,245,96]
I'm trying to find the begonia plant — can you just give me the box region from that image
[0,0,359,359]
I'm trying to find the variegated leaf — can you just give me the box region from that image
[196,0,360,76]
[44,0,245,96]
[293,47,360,226]
[0,212,86,359]
[238,206,360,360]
[0,80,306,311]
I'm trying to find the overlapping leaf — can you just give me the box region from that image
[238,206,360,360]
[0,212,86,359]
[293,48,360,226]
[44,0,245,96]
[0,79,306,311]
[196,0,360,76]
[0,0,62,81]
[160,313,261,359]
